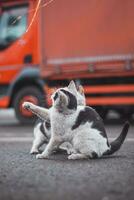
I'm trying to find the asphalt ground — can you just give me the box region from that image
[0,109,134,200]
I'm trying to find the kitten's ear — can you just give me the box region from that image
[68,80,77,94]
[78,85,85,96]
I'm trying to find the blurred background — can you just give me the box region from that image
[0,1,134,200]
[0,0,134,125]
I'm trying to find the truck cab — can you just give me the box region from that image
[0,0,45,123]
[1,0,134,123]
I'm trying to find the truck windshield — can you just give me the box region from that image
[0,5,28,50]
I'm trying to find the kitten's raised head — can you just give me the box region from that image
[51,82,77,114]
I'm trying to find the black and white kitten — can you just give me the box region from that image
[34,82,129,160]
[23,81,86,154]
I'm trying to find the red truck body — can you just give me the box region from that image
[0,0,134,123]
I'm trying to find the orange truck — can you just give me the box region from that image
[0,0,134,123]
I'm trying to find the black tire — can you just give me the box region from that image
[13,86,45,124]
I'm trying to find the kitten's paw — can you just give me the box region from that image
[36,153,49,159]
[68,154,78,160]
[22,102,34,110]
[30,149,39,154]
[67,148,76,155]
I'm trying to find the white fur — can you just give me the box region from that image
[30,119,74,155]
[23,81,109,160]
[23,81,86,155]
[23,102,50,121]
[35,88,110,160]
[71,121,109,158]
[30,123,47,154]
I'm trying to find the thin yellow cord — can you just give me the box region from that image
[26,0,41,33]
[26,0,55,33]
[11,0,55,28]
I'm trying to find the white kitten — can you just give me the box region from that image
[35,82,129,160]
[23,81,86,154]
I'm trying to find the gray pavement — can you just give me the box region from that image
[0,110,134,200]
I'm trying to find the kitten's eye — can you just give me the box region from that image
[53,92,58,101]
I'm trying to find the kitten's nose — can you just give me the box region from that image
[53,92,58,101]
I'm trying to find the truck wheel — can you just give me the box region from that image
[13,86,45,124]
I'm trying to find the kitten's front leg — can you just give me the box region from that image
[36,137,62,159]
[23,102,50,121]
[30,133,45,154]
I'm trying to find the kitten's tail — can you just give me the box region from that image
[103,121,130,156]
